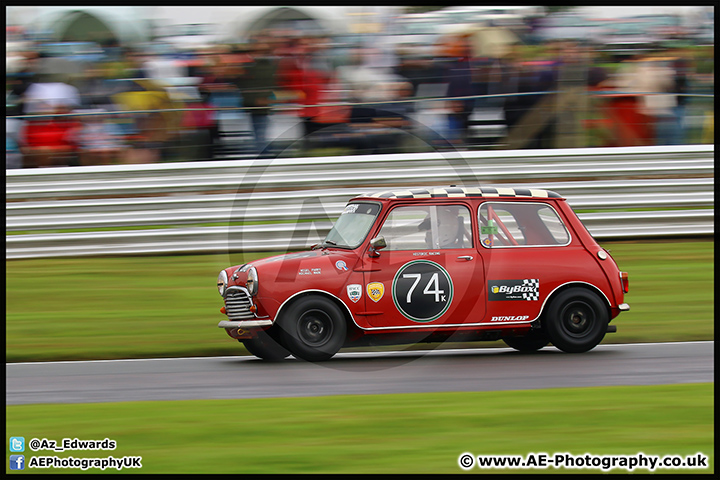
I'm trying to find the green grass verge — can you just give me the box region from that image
[5,384,713,474]
[5,240,713,362]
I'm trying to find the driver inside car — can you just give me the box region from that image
[418,206,470,249]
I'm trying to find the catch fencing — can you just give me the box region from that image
[5,144,714,259]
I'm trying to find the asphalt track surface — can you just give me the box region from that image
[6,341,713,405]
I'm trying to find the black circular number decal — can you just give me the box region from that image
[392,260,453,323]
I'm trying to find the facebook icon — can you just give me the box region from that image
[10,455,25,470]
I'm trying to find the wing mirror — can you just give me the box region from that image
[368,236,387,257]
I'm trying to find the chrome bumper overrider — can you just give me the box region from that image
[618,303,630,311]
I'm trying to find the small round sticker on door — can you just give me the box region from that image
[392,260,453,323]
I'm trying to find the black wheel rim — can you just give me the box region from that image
[560,301,595,338]
[298,309,333,347]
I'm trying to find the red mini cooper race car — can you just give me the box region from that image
[217,186,630,361]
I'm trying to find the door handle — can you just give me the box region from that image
[457,255,473,261]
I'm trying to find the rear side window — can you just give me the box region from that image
[478,202,570,248]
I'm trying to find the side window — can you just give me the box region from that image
[537,206,571,244]
[379,205,473,250]
[478,202,570,248]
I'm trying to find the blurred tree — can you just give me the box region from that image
[544,6,575,15]
[405,6,445,14]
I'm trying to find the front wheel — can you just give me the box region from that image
[277,296,347,362]
[241,328,291,361]
[543,288,608,353]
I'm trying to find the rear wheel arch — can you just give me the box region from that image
[539,282,612,326]
[540,283,611,353]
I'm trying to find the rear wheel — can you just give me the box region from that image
[241,328,291,361]
[277,296,347,362]
[543,288,608,353]
[503,331,549,352]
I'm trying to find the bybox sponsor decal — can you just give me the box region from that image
[346,284,362,303]
[489,279,539,301]
[392,260,453,322]
[367,282,385,302]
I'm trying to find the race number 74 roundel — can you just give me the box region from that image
[392,260,453,323]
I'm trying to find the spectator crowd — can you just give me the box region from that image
[6,25,712,169]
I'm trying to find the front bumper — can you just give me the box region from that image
[218,319,273,329]
[219,319,273,340]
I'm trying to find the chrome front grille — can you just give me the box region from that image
[224,287,255,321]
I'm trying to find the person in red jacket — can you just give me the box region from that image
[276,35,334,146]
[21,105,82,168]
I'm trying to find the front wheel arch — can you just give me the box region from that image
[275,290,359,336]
[275,293,350,361]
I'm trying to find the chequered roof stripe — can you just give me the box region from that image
[366,186,562,199]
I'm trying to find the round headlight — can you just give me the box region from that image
[246,266,258,296]
[217,270,228,296]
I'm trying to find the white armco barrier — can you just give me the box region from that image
[6,145,714,259]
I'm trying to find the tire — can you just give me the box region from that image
[277,296,347,362]
[503,331,549,352]
[241,328,291,361]
[543,288,608,353]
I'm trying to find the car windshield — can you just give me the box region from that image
[322,202,381,249]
